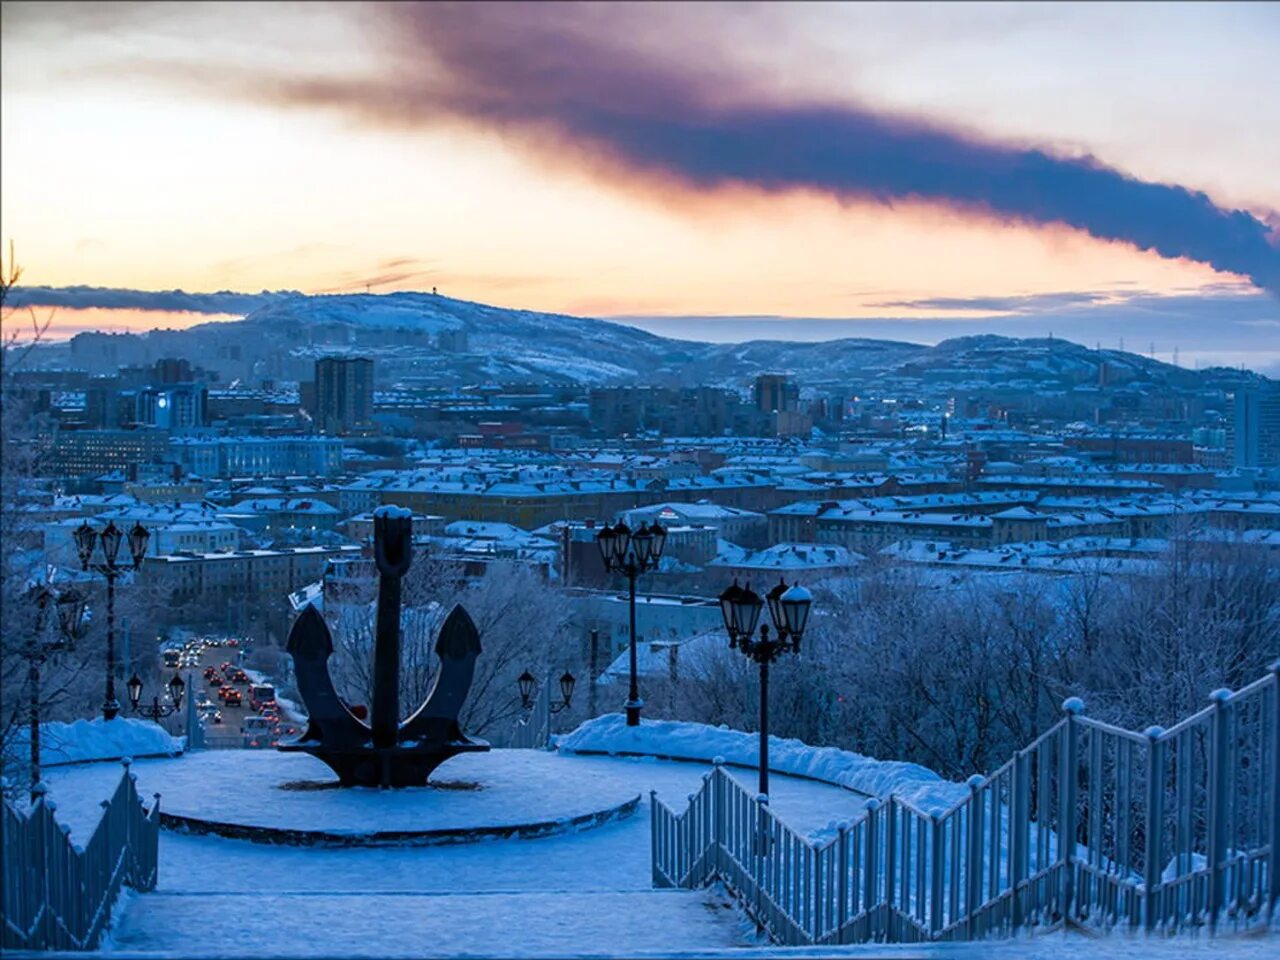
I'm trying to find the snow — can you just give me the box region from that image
[56,749,641,838]
[556,715,967,814]
[109,890,746,958]
[9,717,183,768]
[24,742,1275,957]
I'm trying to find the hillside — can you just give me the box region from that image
[55,290,1269,395]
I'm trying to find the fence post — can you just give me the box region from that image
[650,790,663,888]
[1059,698,1084,927]
[927,815,943,939]
[883,795,898,942]
[1268,662,1280,926]
[1010,750,1027,931]
[863,799,879,936]
[837,823,850,943]
[755,793,770,935]
[1205,688,1232,934]
[712,757,725,880]
[965,774,984,937]
[1143,725,1165,934]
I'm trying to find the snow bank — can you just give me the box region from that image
[10,717,184,766]
[555,715,967,815]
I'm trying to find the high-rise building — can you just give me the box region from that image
[1228,385,1280,468]
[311,357,374,435]
[753,374,796,414]
[136,383,207,430]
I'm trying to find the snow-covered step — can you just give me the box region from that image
[108,889,748,957]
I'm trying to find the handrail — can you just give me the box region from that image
[2,759,160,952]
[652,667,1279,947]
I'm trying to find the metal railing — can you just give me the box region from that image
[653,665,1279,945]
[2,759,160,952]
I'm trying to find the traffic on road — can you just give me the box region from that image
[162,636,299,748]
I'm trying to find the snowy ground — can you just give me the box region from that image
[33,751,865,956]
[56,750,641,837]
[29,750,1276,958]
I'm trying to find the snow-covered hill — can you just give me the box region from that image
[139,290,1271,392]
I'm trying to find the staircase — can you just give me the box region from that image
[110,889,745,957]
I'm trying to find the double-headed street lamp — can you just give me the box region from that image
[517,671,577,713]
[73,520,150,720]
[127,673,186,722]
[596,520,666,726]
[719,578,813,796]
[24,579,88,802]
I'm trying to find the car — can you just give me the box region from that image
[227,639,239,647]
[200,709,223,725]
[222,689,242,707]
[248,684,276,711]
[241,715,277,748]
[230,669,248,683]
[209,675,223,687]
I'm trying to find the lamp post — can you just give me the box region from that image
[517,670,577,714]
[718,578,813,796]
[597,519,666,726]
[127,672,186,722]
[24,580,88,802]
[73,520,150,720]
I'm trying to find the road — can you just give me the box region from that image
[166,637,255,748]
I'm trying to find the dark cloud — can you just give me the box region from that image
[7,285,300,314]
[872,292,1111,312]
[243,2,1280,295]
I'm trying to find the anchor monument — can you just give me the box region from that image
[278,506,490,787]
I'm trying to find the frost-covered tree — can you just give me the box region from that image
[325,557,577,741]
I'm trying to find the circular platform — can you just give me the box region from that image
[154,749,640,846]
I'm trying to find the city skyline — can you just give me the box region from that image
[2,1,1278,372]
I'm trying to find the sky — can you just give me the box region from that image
[2,1,1278,372]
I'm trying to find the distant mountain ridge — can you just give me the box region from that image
[60,290,1271,393]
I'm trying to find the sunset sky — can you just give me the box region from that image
[2,2,1278,370]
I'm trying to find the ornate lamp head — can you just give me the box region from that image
[610,521,632,565]
[718,579,744,646]
[127,522,151,568]
[517,670,536,709]
[765,579,789,634]
[631,522,654,567]
[558,671,576,708]
[167,673,186,709]
[648,520,667,561]
[732,583,764,640]
[127,673,144,711]
[99,522,124,566]
[55,587,88,641]
[73,521,98,568]
[596,524,617,569]
[780,583,813,645]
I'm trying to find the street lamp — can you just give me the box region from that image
[127,672,186,721]
[517,670,577,714]
[719,577,813,796]
[73,519,150,720]
[24,580,88,802]
[597,519,666,726]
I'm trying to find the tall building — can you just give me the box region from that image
[754,374,795,413]
[136,383,207,430]
[1229,385,1280,468]
[312,357,373,435]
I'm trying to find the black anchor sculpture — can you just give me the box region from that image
[278,506,489,787]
